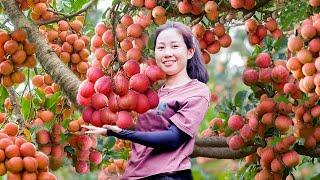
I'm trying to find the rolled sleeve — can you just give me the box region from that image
[170,96,209,138]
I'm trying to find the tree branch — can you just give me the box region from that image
[191,145,257,159]
[294,144,320,157]
[7,87,24,131]
[195,136,228,147]
[1,0,81,108]
[36,0,98,25]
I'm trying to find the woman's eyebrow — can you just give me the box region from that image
[156,41,180,44]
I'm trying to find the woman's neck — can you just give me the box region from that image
[164,71,192,89]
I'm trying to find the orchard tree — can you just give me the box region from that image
[0,0,320,179]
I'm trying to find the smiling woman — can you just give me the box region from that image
[83,21,210,180]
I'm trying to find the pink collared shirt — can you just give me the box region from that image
[121,79,210,180]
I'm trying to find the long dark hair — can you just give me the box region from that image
[154,22,209,83]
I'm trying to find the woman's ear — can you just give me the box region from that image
[187,48,195,59]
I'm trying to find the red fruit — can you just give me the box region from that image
[91,93,108,110]
[129,73,150,93]
[20,142,36,157]
[288,36,304,52]
[75,161,89,174]
[91,110,103,127]
[82,106,94,123]
[135,93,150,114]
[118,90,138,111]
[100,107,118,125]
[79,80,95,98]
[117,111,134,129]
[145,65,166,82]
[5,144,20,158]
[259,68,272,83]
[271,65,289,83]
[301,24,317,39]
[275,115,292,132]
[282,151,300,167]
[123,60,140,77]
[245,19,257,33]
[76,150,90,161]
[36,130,50,145]
[86,67,104,83]
[242,68,259,86]
[94,76,113,96]
[256,53,272,68]
[108,93,120,112]
[248,117,259,131]
[228,115,244,131]
[230,0,244,9]
[113,73,129,96]
[271,158,284,173]
[102,30,114,45]
[178,0,192,14]
[240,124,255,140]
[77,135,92,150]
[145,89,159,109]
[256,25,267,39]
[89,150,102,165]
[77,93,91,106]
[243,0,255,10]
[228,135,244,150]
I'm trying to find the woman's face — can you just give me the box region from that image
[154,28,194,76]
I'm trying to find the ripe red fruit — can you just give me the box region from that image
[77,135,92,150]
[94,76,113,96]
[76,150,90,161]
[230,0,244,9]
[36,130,51,145]
[245,19,257,33]
[145,65,166,83]
[86,67,104,83]
[89,150,102,165]
[91,93,108,110]
[288,36,303,52]
[145,89,159,109]
[240,124,255,140]
[20,142,36,157]
[248,117,259,131]
[82,106,94,123]
[75,161,89,174]
[228,135,244,150]
[275,115,292,132]
[242,68,259,86]
[135,93,151,114]
[118,90,138,111]
[256,25,267,39]
[100,107,118,125]
[117,111,134,129]
[123,60,141,77]
[271,65,289,83]
[79,80,95,98]
[91,110,103,127]
[258,68,272,83]
[255,53,272,68]
[113,73,129,96]
[228,115,244,131]
[129,73,150,93]
[76,93,91,106]
[282,151,300,167]
[108,93,120,112]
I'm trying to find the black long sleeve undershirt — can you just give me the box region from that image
[107,124,191,151]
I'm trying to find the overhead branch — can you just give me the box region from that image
[1,0,81,108]
[191,145,257,159]
[36,0,98,25]
[7,87,24,131]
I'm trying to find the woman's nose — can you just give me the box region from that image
[164,47,173,57]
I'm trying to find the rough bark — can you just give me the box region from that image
[7,87,24,132]
[1,0,81,107]
[195,136,228,147]
[191,145,257,159]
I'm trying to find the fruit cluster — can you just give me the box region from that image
[0,29,37,87]
[286,13,320,96]
[230,0,255,10]
[29,0,57,21]
[39,18,90,80]
[36,124,66,170]
[98,159,127,179]
[68,134,102,174]
[0,122,56,179]
[192,23,232,64]
[177,0,219,21]
[32,74,60,97]
[245,18,283,46]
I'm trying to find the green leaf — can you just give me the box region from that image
[234,90,248,108]
[274,95,290,104]
[45,92,61,110]
[21,97,32,120]
[34,88,45,100]
[105,136,116,149]
[72,0,91,11]
[0,85,8,112]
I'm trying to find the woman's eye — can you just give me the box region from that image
[173,45,179,48]
[157,46,164,49]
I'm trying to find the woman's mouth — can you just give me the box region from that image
[162,60,176,66]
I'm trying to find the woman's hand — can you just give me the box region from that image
[103,125,122,133]
[81,125,108,136]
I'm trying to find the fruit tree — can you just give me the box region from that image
[0,0,320,179]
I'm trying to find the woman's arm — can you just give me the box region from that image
[107,123,191,151]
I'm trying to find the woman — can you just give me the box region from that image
[83,22,210,180]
